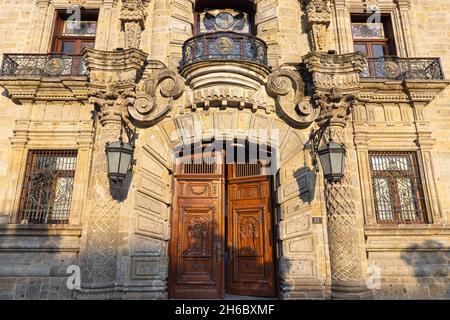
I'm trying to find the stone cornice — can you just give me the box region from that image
[0,224,82,237]
[0,76,89,103]
[359,79,450,104]
[9,119,94,149]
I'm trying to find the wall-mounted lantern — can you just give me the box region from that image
[105,116,137,184]
[105,140,133,184]
[306,120,346,183]
[317,138,346,182]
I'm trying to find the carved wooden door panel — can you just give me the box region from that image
[169,159,224,299]
[227,164,276,297]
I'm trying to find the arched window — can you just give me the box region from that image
[194,0,255,35]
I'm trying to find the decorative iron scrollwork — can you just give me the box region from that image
[1,53,87,77]
[180,32,268,68]
[360,57,444,80]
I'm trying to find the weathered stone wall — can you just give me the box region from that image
[410,0,450,219]
[0,225,82,299]
[352,0,450,299]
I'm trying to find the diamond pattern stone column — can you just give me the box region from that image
[303,51,368,299]
[76,49,147,299]
[323,125,367,299]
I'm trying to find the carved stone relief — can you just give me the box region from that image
[304,0,331,52]
[266,68,319,128]
[120,0,151,49]
[128,68,185,125]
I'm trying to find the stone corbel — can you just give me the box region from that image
[303,0,331,52]
[266,68,319,128]
[128,68,185,125]
[120,0,151,49]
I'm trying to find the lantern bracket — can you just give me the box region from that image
[305,119,331,172]
[120,115,137,150]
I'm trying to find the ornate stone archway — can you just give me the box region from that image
[76,39,369,299]
[130,107,319,299]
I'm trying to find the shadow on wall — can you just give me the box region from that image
[109,172,133,202]
[0,225,78,300]
[400,240,450,299]
[293,167,317,203]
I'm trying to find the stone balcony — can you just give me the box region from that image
[1,53,88,77]
[180,31,268,69]
[178,32,271,111]
[0,53,89,102]
[360,56,445,80]
[358,56,449,107]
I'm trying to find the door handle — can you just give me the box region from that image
[217,241,222,262]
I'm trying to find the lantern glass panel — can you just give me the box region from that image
[318,141,345,181]
[330,150,345,177]
[318,151,331,177]
[106,141,133,182]
[107,147,121,175]
[119,150,132,175]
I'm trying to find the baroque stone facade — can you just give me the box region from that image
[0,0,449,300]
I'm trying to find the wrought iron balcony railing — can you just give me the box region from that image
[1,53,88,77]
[180,32,268,68]
[360,56,444,80]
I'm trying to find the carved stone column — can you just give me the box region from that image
[76,48,147,298]
[303,51,369,299]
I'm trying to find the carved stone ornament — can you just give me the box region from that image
[266,69,319,128]
[89,88,135,127]
[304,0,331,51]
[123,21,142,49]
[120,0,150,49]
[121,0,149,20]
[314,87,356,126]
[363,0,379,12]
[128,69,185,125]
[305,0,331,22]
[69,0,86,7]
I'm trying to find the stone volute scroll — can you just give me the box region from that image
[266,68,319,128]
[128,68,185,125]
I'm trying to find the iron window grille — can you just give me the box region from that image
[369,151,428,224]
[18,150,77,224]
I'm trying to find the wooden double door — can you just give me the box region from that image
[169,160,276,299]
